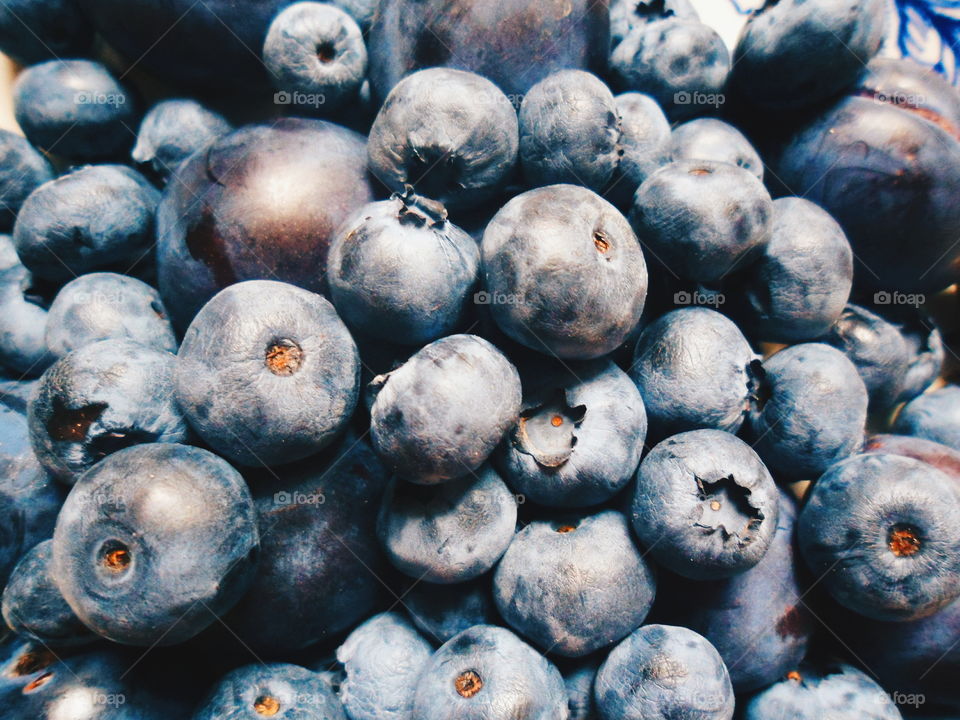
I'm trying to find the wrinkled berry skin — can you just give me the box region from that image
[192,663,346,720]
[748,343,868,479]
[175,280,360,468]
[496,359,646,508]
[657,490,812,691]
[0,236,54,377]
[405,577,499,643]
[894,386,960,452]
[482,184,648,359]
[157,118,374,330]
[738,198,853,343]
[0,0,92,64]
[742,664,902,720]
[52,443,260,646]
[670,118,763,180]
[412,625,569,720]
[327,193,479,346]
[379,466,517,583]
[630,308,759,439]
[29,338,188,484]
[731,0,887,109]
[594,624,734,720]
[13,165,160,283]
[132,99,231,182]
[2,539,93,647]
[367,68,518,209]
[13,60,137,161]
[494,509,656,657]
[633,430,779,580]
[45,273,177,360]
[370,335,521,484]
[336,612,433,720]
[863,433,960,480]
[0,130,53,231]
[369,0,609,101]
[799,453,960,621]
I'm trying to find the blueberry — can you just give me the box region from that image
[264,2,367,113]
[742,664,902,720]
[494,509,655,657]
[610,0,698,49]
[132,99,231,182]
[747,343,868,479]
[482,184,648,359]
[2,539,93,647]
[13,165,160,282]
[630,160,772,284]
[13,60,137,160]
[495,359,646,508]
[405,576,499,644]
[45,272,176,360]
[670,118,763,180]
[798,453,960,621]
[411,624,569,720]
[0,236,55,377]
[176,280,359,467]
[894,386,960,453]
[369,334,521,484]
[0,129,54,231]
[629,308,760,438]
[29,338,189,483]
[563,657,599,720]
[0,0,92,64]
[632,429,779,580]
[336,612,433,720]
[157,118,374,330]
[327,193,480,346]
[594,624,734,720]
[731,0,888,109]
[192,663,346,720]
[863,433,960,480]
[52,443,259,645]
[379,466,517,583]
[610,92,672,206]
[896,311,945,405]
[738,197,854,343]
[367,68,518,209]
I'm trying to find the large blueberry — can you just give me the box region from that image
[176,280,359,468]
[13,165,160,282]
[52,443,259,645]
[894,386,960,452]
[411,625,569,720]
[494,509,655,657]
[594,624,734,720]
[369,334,521,484]
[482,184,648,359]
[798,453,960,621]
[327,193,479,346]
[747,343,868,479]
[670,117,763,180]
[367,68,518,209]
[132,99,231,182]
[29,338,189,483]
[0,235,54,377]
[0,0,92,64]
[0,130,53,231]
[156,118,374,330]
[404,576,499,644]
[633,430,779,580]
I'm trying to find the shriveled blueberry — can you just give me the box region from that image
[412,625,569,720]
[798,453,960,621]
[610,0,698,49]
[633,430,779,580]
[132,99,231,182]
[52,443,260,645]
[367,68,518,209]
[482,184,647,359]
[192,663,345,720]
[609,92,672,207]
[29,338,189,483]
[894,386,960,452]
[13,60,137,160]
[747,343,868,479]
[630,160,772,283]
[0,236,54,377]
[327,193,479,346]
[336,612,432,720]
[369,335,521,484]
[13,165,160,282]
[494,509,655,657]
[45,272,176,359]
[405,576,499,644]
[264,2,367,113]
[563,657,599,720]
[670,118,763,180]
[0,130,53,231]
[0,0,92,64]
[2,540,93,647]
[594,624,734,720]
[495,359,646,508]
[629,308,759,438]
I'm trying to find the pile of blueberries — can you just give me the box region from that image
[2,0,960,717]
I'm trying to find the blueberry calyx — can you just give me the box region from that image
[888,524,922,557]
[692,474,764,544]
[47,399,108,442]
[454,670,483,698]
[513,389,587,468]
[253,694,281,715]
[394,187,448,228]
[265,339,304,376]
